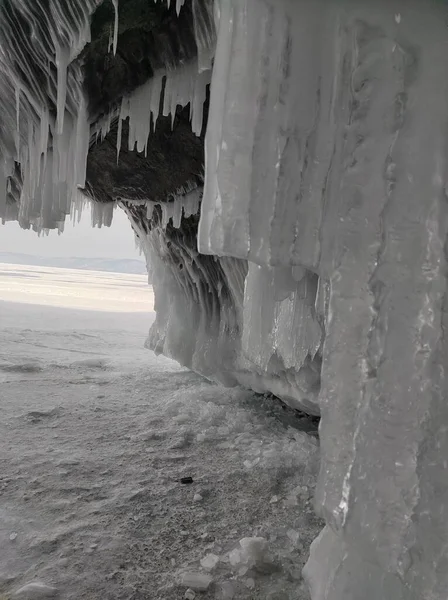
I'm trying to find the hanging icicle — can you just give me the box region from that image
[112,0,119,56]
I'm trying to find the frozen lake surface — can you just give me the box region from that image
[0,263,153,313]
[0,266,322,599]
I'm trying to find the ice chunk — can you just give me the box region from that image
[286,529,301,546]
[216,581,235,600]
[200,553,220,570]
[180,572,213,591]
[229,537,271,572]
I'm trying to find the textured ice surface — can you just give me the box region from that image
[198,1,448,599]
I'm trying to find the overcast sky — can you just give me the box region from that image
[0,206,140,259]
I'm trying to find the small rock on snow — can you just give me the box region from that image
[9,532,18,541]
[193,493,203,503]
[180,573,213,591]
[13,582,58,599]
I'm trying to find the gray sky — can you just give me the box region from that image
[0,206,140,259]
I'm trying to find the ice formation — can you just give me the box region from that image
[3,0,448,599]
[0,0,214,231]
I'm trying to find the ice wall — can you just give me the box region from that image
[202,1,448,599]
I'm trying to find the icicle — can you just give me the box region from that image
[191,70,210,136]
[176,0,185,16]
[182,188,201,218]
[39,106,50,175]
[91,201,115,228]
[100,110,113,141]
[117,114,123,163]
[117,97,129,159]
[54,43,70,135]
[147,202,155,220]
[149,73,163,132]
[108,25,113,54]
[192,0,216,73]
[74,94,89,188]
[127,79,153,153]
[0,163,7,222]
[173,200,182,228]
[115,59,210,165]
[70,190,89,224]
[112,0,119,56]
[14,85,21,161]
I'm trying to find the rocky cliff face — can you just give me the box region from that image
[2,1,448,599]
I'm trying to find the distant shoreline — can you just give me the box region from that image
[0,252,147,276]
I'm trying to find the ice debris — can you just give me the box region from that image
[244,578,255,589]
[216,580,236,599]
[286,529,301,546]
[184,590,196,600]
[200,553,220,571]
[228,537,272,573]
[180,572,213,591]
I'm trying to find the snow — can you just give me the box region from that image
[0,268,322,599]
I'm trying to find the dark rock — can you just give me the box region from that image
[180,477,194,485]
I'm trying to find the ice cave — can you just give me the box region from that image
[1,0,448,598]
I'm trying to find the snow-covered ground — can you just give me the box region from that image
[0,266,322,600]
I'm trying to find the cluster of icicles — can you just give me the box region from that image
[0,0,216,233]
